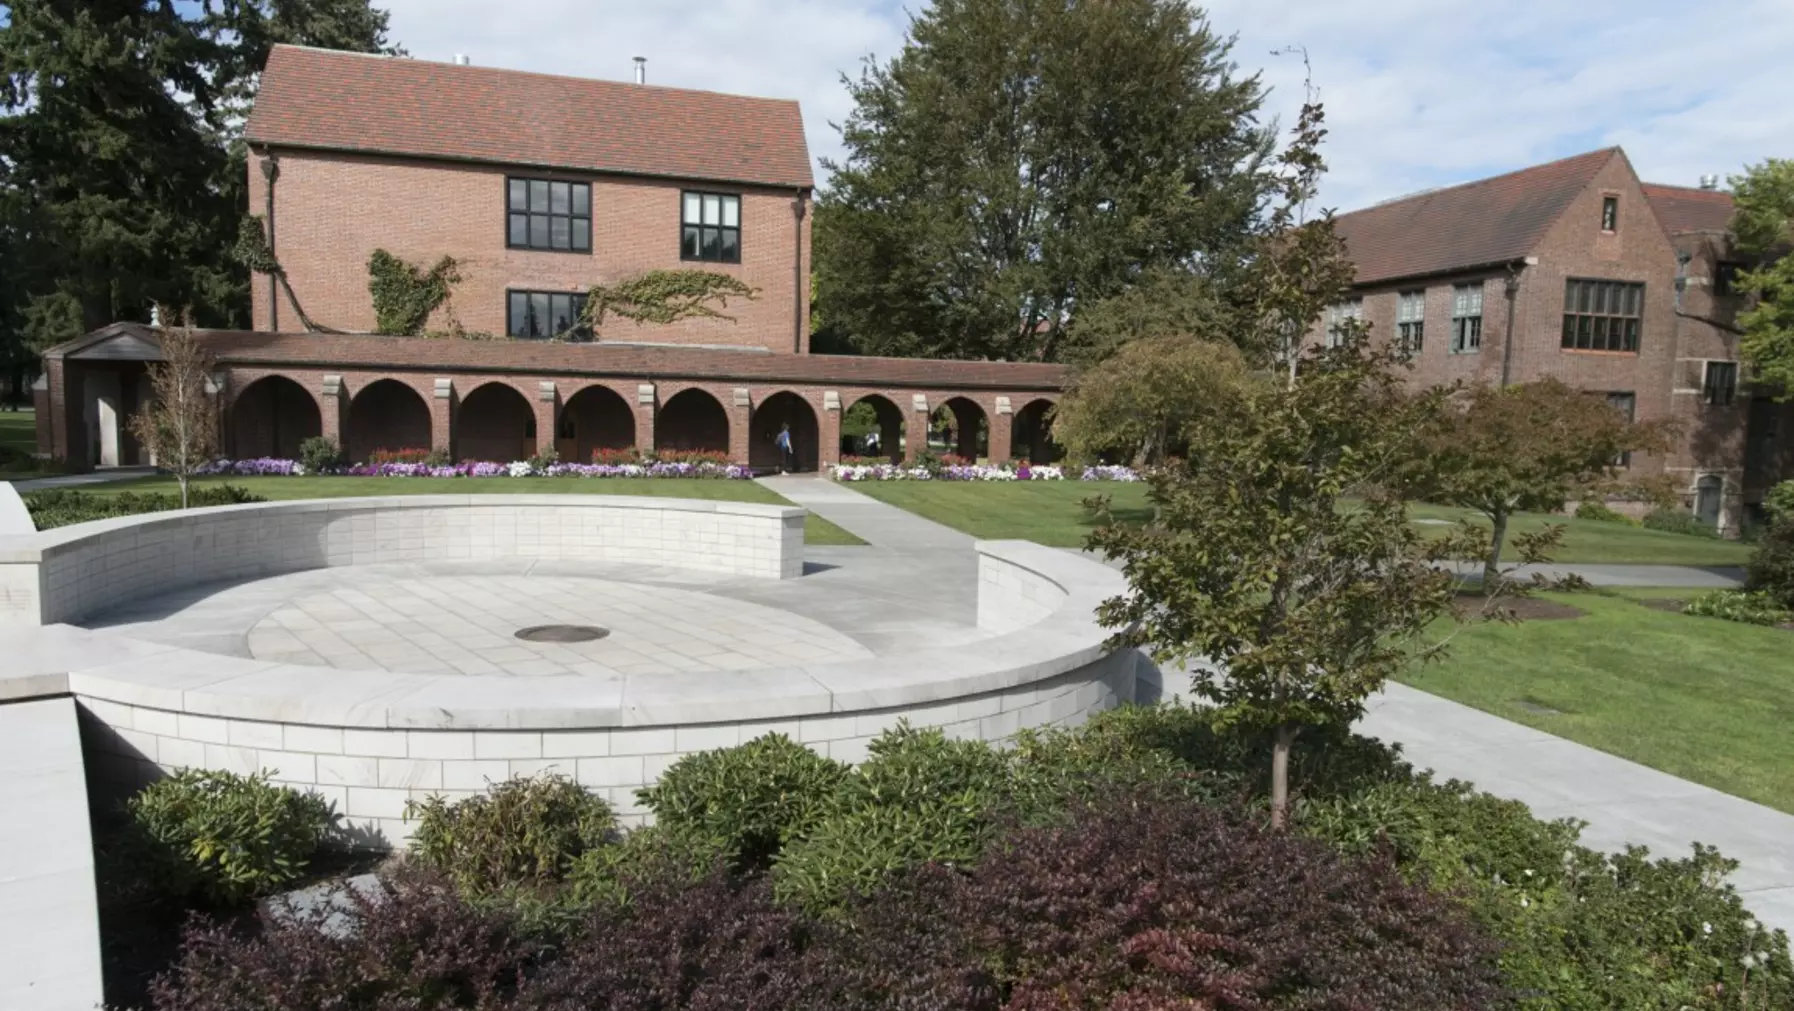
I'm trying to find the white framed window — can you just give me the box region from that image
[1325,298,1363,348]
[1451,283,1483,353]
[1396,290,1425,353]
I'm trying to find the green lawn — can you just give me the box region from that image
[55,475,865,546]
[0,410,33,454]
[1402,589,1794,813]
[850,481,1751,564]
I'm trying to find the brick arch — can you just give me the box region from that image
[1012,396,1062,464]
[557,383,636,462]
[842,393,906,463]
[749,390,819,472]
[656,386,729,455]
[228,374,321,460]
[346,378,432,464]
[457,381,536,462]
[932,395,989,460]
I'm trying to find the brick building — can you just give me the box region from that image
[32,46,1065,473]
[1322,147,1781,533]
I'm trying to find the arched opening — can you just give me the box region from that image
[346,379,432,464]
[230,376,321,460]
[749,391,820,473]
[557,385,636,462]
[1694,475,1724,528]
[456,382,535,462]
[931,396,988,461]
[656,388,729,456]
[842,394,905,463]
[1011,398,1062,464]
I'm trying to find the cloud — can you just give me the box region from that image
[379,0,1794,210]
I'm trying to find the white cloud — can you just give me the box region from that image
[380,0,1794,209]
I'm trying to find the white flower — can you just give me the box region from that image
[1523,868,1534,878]
[1703,921,1713,936]
[1520,897,1530,908]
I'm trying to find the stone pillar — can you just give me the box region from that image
[319,375,344,447]
[820,391,842,468]
[53,361,88,470]
[31,374,51,458]
[535,381,559,457]
[634,383,656,455]
[908,393,929,464]
[730,388,753,466]
[989,396,1014,465]
[431,378,454,456]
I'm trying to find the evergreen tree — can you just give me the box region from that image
[814,0,1272,362]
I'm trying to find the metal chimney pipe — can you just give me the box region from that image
[453,54,470,66]
[633,57,645,84]
[1699,174,1719,191]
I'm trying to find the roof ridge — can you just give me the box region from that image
[1641,180,1732,196]
[267,43,804,108]
[1338,146,1619,219]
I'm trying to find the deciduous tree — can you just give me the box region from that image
[814,0,1272,362]
[1731,159,1794,396]
[1052,335,1251,466]
[129,315,219,509]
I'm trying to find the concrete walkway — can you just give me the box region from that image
[797,476,1792,932]
[8,465,159,492]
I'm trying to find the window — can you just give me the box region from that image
[507,177,591,252]
[1396,290,1425,353]
[681,191,741,263]
[1601,195,1619,232]
[1450,283,1483,353]
[1323,298,1363,347]
[507,290,589,340]
[1561,279,1643,352]
[1607,391,1636,466]
[1715,262,1742,297]
[1704,361,1739,406]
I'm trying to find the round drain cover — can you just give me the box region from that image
[514,624,610,643]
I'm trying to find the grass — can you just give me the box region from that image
[1402,589,1794,813]
[850,481,1751,564]
[0,409,33,454]
[52,475,865,546]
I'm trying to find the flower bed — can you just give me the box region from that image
[194,457,752,479]
[831,462,1137,482]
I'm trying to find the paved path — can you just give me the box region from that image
[8,465,158,492]
[1447,561,1745,588]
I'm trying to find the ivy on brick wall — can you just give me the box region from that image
[367,249,462,336]
[233,215,338,333]
[579,269,758,341]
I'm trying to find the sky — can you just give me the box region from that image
[379,0,1794,211]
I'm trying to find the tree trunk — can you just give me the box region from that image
[178,474,190,510]
[1270,723,1299,829]
[1483,509,1509,591]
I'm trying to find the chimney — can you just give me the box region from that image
[1699,174,1720,191]
[452,54,470,66]
[633,56,646,84]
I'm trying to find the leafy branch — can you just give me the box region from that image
[578,269,759,341]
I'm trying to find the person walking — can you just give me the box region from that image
[776,422,794,474]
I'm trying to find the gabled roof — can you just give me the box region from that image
[1333,148,1619,285]
[1641,183,1735,235]
[246,45,813,190]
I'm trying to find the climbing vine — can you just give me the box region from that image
[233,215,337,333]
[576,269,758,341]
[367,249,462,336]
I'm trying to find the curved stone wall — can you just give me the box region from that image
[0,494,806,627]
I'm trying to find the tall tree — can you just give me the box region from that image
[814,0,1271,362]
[1731,159,1794,397]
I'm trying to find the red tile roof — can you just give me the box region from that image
[246,45,814,190]
[1641,183,1735,235]
[50,325,1066,392]
[1333,148,1618,285]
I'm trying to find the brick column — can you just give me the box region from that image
[989,396,1014,465]
[730,388,753,466]
[430,378,454,456]
[319,375,344,448]
[633,383,656,455]
[820,391,842,468]
[49,360,84,469]
[907,393,928,464]
[31,375,51,457]
[534,381,559,458]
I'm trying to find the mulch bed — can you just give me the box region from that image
[1454,593,1587,621]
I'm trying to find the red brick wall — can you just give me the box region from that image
[249,148,809,352]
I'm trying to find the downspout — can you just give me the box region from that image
[260,150,281,331]
[1498,257,1534,387]
[792,190,808,354]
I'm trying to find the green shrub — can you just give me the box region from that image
[1684,588,1791,626]
[1643,506,1719,538]
[637,733,847,871]
[24,484,266,529]
[126,769,335,907]
[1746,517,1794,609]
[1764,479,1794,520]
[405,773,615,898]
[296,435,343,473]
[422,447,452,467]
[1574,500,1636,524]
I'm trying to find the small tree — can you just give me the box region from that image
[1089,338,1474,829]
[129,313,217,508]
[1417,378,1671,588]
[1731,158,1794,396]
[1054,335,1251,466]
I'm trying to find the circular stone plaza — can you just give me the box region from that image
[0,488,1139,844]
